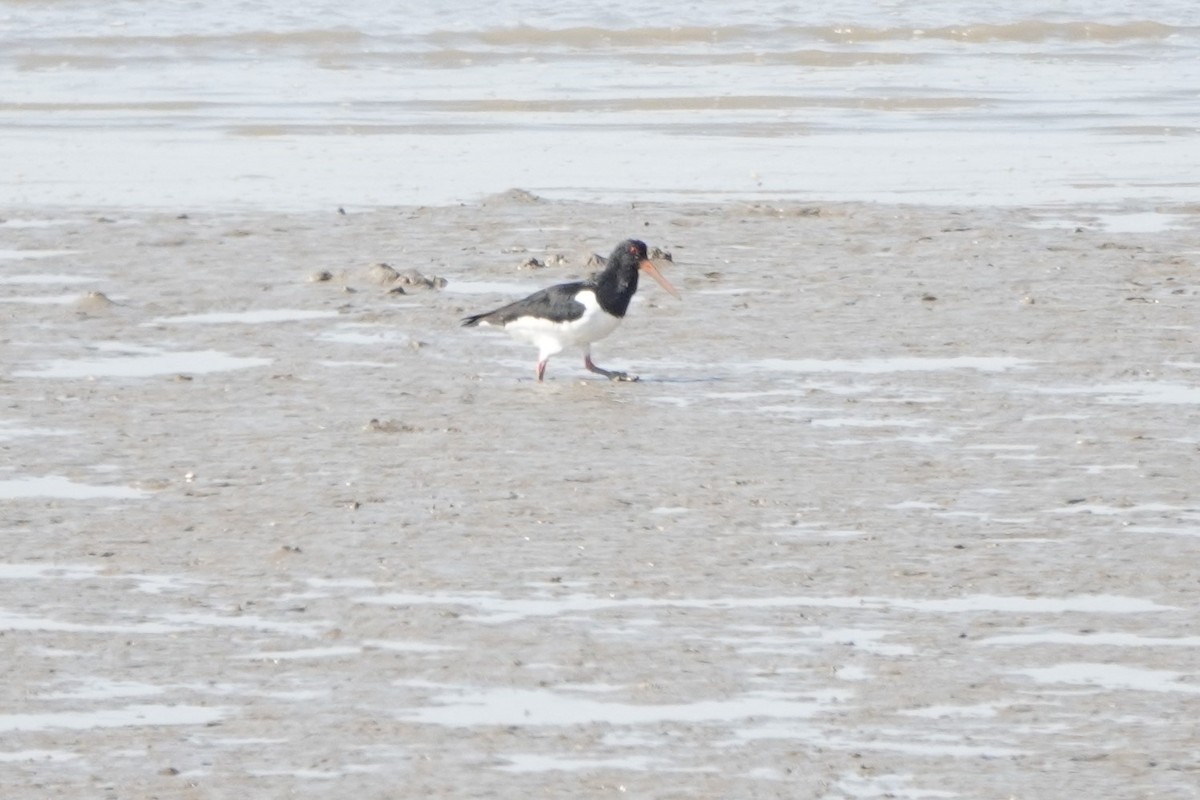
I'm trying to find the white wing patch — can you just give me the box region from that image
[500,290,622,359]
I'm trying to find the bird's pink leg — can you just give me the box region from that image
[536,359,547,382]
[584,351,637,382]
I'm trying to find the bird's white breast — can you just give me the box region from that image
[501,289,622,358]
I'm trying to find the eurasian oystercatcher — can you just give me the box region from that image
[462,239,679,382]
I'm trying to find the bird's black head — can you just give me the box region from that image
[610,239,649,268]
[593,239,679,315]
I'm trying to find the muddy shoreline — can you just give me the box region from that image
[2,197,1198,797]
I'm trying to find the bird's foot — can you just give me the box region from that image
[585,355,638,382]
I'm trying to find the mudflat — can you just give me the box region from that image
[2,196,1198,798]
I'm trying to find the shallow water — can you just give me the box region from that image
[147,309,340,325]
[0,273,98,285]
[1012,663,1200,694]
[0,249,81,260]
[13,348,274,378]
[0,475,149,501]
[0,704,229,733]
[0,295,83,306]
[442,279,551,296]
[395,681,849,727]
[2,1,1197,208]
[747,356,1034,374]
[1025,211,1194,233]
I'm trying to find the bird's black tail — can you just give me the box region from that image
[461,313,486,327]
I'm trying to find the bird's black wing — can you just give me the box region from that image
[462,281,589,326]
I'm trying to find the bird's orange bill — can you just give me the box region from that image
[640,259,680,298]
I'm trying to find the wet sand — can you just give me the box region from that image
[2,196,1199,797]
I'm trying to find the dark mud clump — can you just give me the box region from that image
[363,263,447,290]
[73,291,117,315]
[482,188,544,205]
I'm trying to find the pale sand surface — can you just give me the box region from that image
[2,196,1199,797]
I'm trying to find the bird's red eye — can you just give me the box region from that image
[628,245,637,254]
